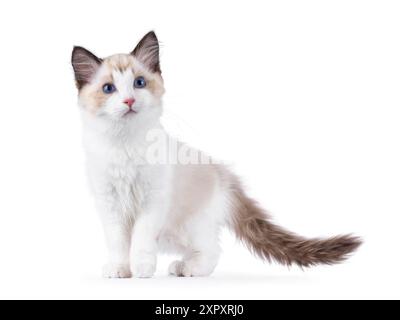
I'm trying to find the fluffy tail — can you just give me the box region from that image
[228,182,362,267]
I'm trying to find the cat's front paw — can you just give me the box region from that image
[133,262,156,278]
[102,263,132,279]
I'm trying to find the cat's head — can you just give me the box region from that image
[71,31,164,124]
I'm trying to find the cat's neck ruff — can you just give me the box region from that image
[80,108,165,159]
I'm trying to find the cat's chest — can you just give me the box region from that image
[106,157,140,182]
[109,162,146,207]
[102,153,152,194]
[87,144,153,201]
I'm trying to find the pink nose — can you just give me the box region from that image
[123,98,135,108]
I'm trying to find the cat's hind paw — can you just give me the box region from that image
[168,260,185,277]
[168,260,214,277]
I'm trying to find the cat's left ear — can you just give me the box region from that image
[131,31,161,74]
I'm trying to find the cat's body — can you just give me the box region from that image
[82,113,226,277]
[72,32,361,278]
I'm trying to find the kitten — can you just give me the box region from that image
[71,31,361,278]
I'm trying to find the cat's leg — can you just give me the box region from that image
[168,184,226,277]
[131,194,168,278]
[95,193,133,279]
[168,221,221,277]
[101,220,133,278]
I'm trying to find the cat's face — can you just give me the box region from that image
[71,32,164,123]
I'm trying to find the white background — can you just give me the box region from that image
[0,0,399,300]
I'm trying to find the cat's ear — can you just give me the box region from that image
[131,31,161,74]
[71,46,103,89]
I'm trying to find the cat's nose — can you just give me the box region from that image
[123,98,135,108]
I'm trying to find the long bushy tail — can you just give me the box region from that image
[228,182,362,267]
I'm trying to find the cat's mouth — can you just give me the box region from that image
[123,109,138,117]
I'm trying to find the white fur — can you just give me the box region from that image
[80,67,229,278]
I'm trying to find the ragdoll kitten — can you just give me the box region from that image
[71,31,361,278]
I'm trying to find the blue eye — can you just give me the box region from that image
[102,83,116,94]
[134,76,146,88]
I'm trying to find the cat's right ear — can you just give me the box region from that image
[71,46,103,89]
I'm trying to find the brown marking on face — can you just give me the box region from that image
[79,74,113,114]
[77,54,165,113]
[103,54,165,98]
[73,32,164,113]
[103,54,135,73]
[130,56,165,98]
